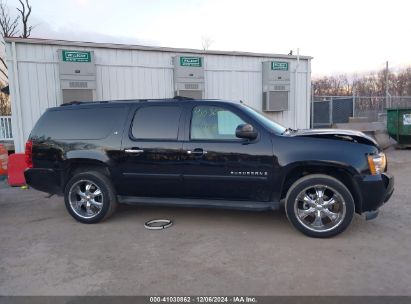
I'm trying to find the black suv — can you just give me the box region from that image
[24,98,394,237]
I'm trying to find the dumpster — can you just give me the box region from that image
[387,108,411,147]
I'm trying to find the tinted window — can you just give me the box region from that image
[32,106,126,140]
[191,105,245,140]
[131,106,182,140]
[240,104,286,135]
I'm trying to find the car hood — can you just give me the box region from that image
[290,128,379,147]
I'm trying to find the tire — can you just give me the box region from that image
[64,171,117,223]
[285,174,354,238]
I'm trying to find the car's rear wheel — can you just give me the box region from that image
[285,174,354,238]
[64,171,117,223]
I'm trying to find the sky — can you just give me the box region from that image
[4,0,411,76]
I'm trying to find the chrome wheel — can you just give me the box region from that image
[294,185,346,232]
[68,179,104,219]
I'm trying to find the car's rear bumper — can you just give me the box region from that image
[24,168,62,195]
[355,172,394,213]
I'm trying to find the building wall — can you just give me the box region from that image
[6,40,311,152]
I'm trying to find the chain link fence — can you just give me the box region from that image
[354,96,411,122]
[313,95,411,127]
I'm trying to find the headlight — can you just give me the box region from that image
[367,152,386,175]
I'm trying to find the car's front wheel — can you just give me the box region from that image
[64,171,117,223]
[285,174,355,238]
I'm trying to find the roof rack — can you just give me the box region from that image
[60,100,111,106]
[60,97,194,106]
[60,101,85,106]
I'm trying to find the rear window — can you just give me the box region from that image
[131,106,182,140]
[32,106,127,140]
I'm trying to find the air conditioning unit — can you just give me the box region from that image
[262,61,291,111]
[58,49,96,103]
[263,91,289,111]
[173,56,205,99]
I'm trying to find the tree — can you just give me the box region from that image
[0,0,32,115]
[0,1,19,38]
[0,0,33,94]
[313,66,411,97]
[201,36,213,51]
[313,74,353,96]
[0,81,10,115]
[0,0,33,39]
[17,0,32,38]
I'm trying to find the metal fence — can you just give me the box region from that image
[312,96,353,128]
[0,116,13,140]
[313,96,411,127]
[354,96,411,122]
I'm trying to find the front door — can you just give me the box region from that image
[181,103,274,201]
[118,104,184,197]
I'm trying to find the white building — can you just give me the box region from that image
[5,38,312,152]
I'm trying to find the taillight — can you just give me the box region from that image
[25,140,33,168]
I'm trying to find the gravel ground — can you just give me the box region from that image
[0,149,410,296]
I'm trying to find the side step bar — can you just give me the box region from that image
[117,196,280,211]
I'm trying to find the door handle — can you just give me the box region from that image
[187,149,207,156]
[124,148,144,153]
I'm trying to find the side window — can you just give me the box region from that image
[32,106,127,140]
[131,106,182,140]
[191,105,246,140]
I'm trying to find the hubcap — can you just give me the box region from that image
[294,185,346,232]
[68,180,104,219]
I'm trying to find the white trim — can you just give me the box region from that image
[10,42,24,152]
[4,37,313,60]
[307,60,312,129]
[11,60,309,74]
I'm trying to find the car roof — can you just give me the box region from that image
[57,97,243,109]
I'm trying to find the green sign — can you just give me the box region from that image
[180,56,202,67]
[62,50,91,62]
[271,61,288,71]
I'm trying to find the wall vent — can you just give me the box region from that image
[69,81,88,88]
[184,83,199,90]
[274,85,286,91]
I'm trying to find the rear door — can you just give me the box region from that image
[117,103,185,197]
[181,103,274,201]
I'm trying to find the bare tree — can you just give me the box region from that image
[201,36,213,51]
[312,66,411,98]
[0,56,7,80]
[0,81,10,115]
[17,0,32,38]
[313,74,353,96]
[0,1,19,38]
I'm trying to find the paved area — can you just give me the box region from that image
[0,149,410,296]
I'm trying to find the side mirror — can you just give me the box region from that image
[235,123,258,140]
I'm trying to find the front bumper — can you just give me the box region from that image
[24,168,62,195]
[355,172,394,213]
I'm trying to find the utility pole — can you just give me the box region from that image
[385,61,389,108]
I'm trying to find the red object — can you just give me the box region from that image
[25,140,33,168]
[0,144,8,175]
[7,153,27,186]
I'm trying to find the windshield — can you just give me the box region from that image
[240,104,287,135]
